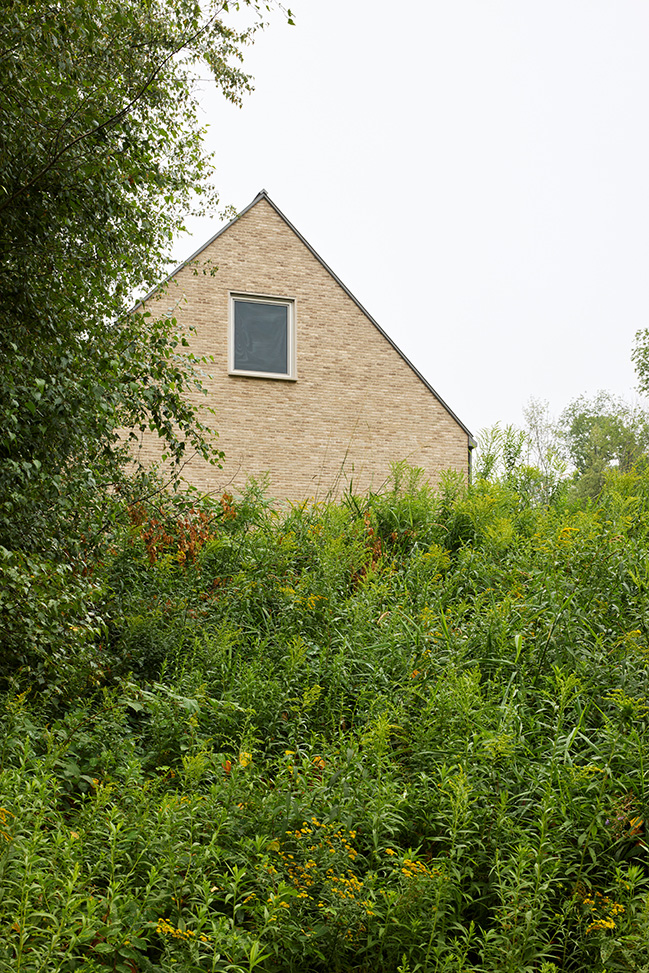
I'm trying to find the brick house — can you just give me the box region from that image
[136,190,474,501]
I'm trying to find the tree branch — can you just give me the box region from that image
[0,9,224,217]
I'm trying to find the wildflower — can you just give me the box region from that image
[239,752,252,767]
[587,917,616,933]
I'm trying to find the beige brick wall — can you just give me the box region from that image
[135,197,471,502]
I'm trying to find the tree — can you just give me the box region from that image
[632,329,649,398]
[558,391,649,497]
[0,0,290,678]
[522,398,565,477]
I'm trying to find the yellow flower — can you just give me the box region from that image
[239,751,252,767]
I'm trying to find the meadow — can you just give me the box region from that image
[2,465,649,972]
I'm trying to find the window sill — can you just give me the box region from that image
[228,369,298,381]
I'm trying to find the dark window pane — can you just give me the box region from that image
[234,301,288,374]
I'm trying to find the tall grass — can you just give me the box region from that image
[2,466,649,971]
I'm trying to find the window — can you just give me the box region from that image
[229,294,296,380]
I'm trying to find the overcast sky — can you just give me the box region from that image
[175,0,649,438]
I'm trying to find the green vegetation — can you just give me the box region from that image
[477,391,649,505]
[4,6,649,971]
[3,465,649,972]
[0,0,290,664]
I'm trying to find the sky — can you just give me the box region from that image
[175,0,649,438]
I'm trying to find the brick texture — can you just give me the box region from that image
[135,196,472,501]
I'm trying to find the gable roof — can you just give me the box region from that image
[149,189,475,445]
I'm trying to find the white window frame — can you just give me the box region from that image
[228,293,297,381]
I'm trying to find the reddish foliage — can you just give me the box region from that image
[351,511,383,588]
[127,497,235,566]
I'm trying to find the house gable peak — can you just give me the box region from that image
[144,190,474,444]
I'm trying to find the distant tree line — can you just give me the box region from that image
[476,335,649,502]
